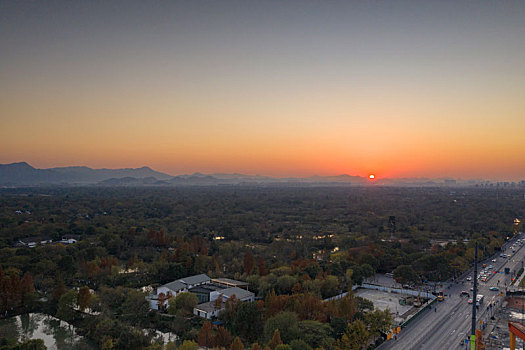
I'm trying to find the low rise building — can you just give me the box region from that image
[150,274,211,310]
[193,287,255,319]
[149,273,254,317]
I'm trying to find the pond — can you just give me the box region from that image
[0,313,95,349]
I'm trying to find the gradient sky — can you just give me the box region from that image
[1,1,524,180]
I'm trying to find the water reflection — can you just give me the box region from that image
[0,313,94,350]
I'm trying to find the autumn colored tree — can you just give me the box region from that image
[157,292,167,310]
[52,276,67,305]
[231,337,244,350]
[214,294,223,311]
[268,329,283,350]
[214,326,232,348]
[221,294,239,325]
[77,286,92,312]
[19,273,34,295]
[250,344,263,350]
[198,321,214,349]
[257,257,267,276]
[264,290,289,319]
[291,283,302,294]
[289,293,326,322]
[200,242,209,256]
[243,252,255,275]
[212,256,220,273]
[337,293,356,321]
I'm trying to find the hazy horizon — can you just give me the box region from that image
[1,1,524,181]
[2,160,524,182]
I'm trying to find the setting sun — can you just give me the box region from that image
[369,174,375,179]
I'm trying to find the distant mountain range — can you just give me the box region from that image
[0,162,172,186]
[0,162,509,187]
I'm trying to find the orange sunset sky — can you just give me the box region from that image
[1,1,524,180]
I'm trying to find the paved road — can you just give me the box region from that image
[379,233,525,350]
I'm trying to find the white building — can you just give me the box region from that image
[150,274,211,310]
[193,286,255,319]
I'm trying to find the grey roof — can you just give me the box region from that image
[189,284,224,294]
[219,287,254,300]
[179,273,210,286]
[161,280,186,292]
[211,278,249,287]
[194,300,225,314]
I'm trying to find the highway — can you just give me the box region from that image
[379,233,525,350]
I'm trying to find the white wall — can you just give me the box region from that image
[210,290,221,302]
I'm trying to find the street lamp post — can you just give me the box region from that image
[471,243,478,349]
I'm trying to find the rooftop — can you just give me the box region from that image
[189,284,224,294]
[211,277,249,287]
[218,287,254,300]
[194,300,225,314]
[179,273,210,286]
[161,280,186,292]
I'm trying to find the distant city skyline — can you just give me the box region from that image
[1,1,524,181]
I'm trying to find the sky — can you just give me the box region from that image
[1,0,524,180]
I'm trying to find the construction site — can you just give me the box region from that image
[482,294,525,350]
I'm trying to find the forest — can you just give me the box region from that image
[0,185,523,349]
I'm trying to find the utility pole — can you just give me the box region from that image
[471,243,478,349]
[388,216,396,240]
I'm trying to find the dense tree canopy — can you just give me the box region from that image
[0,185,522,349]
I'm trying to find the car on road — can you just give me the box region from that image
[466,276,472,281]
[492,259,497,262]
[490,287,499,291]
[460,291,469,296]
[468,298,473,304]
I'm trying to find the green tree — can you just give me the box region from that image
[289,339,311,350]
[56,290,77,322]
[335,319,369,350]
[20,339,46,350]
[177,340,198,350]
[393,265,419,285]
[320,275,339,299]
[101,337,114,350]
[298,320,333,349]
[275,345,291,350]
[232,302,263,343]
[120,290,149,324]
[168,292,198,315]
[365,309,392,337]
[276,275,296,294]
[264,312,300,344]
